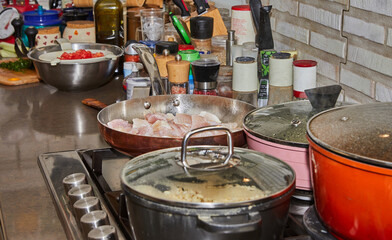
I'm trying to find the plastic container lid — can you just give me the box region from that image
[307,102,392,167]
[211,35,227,47]
[178,50,200,62]
[293,60,317,67]
[272,52,291,59]
[190,16,214,39]
[179,44,194,51]
[155,41,179,55]
[23,6,62,26]
[243,100,347,147]
[231,5,251,11]
[121,146,295,207]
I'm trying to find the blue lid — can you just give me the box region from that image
[23,6,62,26]
[139,40,157,52]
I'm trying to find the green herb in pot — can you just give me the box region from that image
[0,58,33,72]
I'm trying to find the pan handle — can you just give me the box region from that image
[82,98,108,110]
[180,126,234,171]
[197,211,262,234]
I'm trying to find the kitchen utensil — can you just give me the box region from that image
[132,43,167,95]
[305,84,342,109]
[307,102,392,240]
[249,0,261,46]
[243,100,347,190]
[259,5,274,50]
[0,7,20,40]
[193,0,208,15]
[169,12,191,44]
[121,126,295,240]
[27,42,123,91]
[172,0,190,17]
[96,94,255,156]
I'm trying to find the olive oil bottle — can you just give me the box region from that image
[94,0,124,47]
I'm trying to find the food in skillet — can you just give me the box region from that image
[58,49,104,60]
[107,111,239,137]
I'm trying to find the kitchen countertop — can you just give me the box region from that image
[0,77,126,239]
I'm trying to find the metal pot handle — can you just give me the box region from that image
[181,126,234,170]
[197,212,262,234]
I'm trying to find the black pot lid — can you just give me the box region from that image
[307,102,392,167]
[243,100,346,147]
[121,145,295,208]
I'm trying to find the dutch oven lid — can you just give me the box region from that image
[307,102,392,167]
[243,100,346,147]
[121,127,295,208]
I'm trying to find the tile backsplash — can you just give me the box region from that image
[213,0,392,103]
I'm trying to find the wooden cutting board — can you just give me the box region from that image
[0,58,40,86]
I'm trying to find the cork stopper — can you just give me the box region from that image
[66,20,95,29]
[167,54,190,84]
[37,26,60,34]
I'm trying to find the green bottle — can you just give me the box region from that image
[94,0,124,47]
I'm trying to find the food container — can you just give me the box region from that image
[243,100,346,191]
[307,102,392,240]
[121,126,296,240]
[27,41,123,91]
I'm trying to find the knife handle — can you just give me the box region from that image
[193,0,207,14]
[172,0,190,17]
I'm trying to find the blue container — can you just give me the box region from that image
[22,6,63,47]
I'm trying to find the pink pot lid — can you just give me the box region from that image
[243,100,347,148]
[307,102,392,168]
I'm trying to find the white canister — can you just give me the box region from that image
[62,20,95,43]
[293,60,317,99]
[269,52,293,87]
[230,5,256,45]
[35,26,61,48]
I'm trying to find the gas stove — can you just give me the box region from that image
[38,148,336,240]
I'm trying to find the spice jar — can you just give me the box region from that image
[190,16,213,55]
[124,40,140,62]
[211,35,227,65]
[232,56,258,106]
[154,41,178,78]
[167,55,190,94]
[191,58,220,95]
[178,49,200,94]
[62,20,95,43]
[217,65,233,98]
[35,26,60,48]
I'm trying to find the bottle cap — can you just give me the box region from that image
[155,41,179,55]
[190,16,214,39]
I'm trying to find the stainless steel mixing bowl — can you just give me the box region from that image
[28,43,124,92]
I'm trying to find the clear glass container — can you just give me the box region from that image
[211,35,227,65]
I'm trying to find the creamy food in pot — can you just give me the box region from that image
[132,174,269,203]
[107,111,240,138]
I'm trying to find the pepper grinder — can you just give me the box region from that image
[167,54,190,94]
[25,26,38,49]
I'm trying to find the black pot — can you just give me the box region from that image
[121,127,296,240]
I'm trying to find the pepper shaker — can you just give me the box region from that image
[167,54,190,94]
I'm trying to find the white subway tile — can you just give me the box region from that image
[275,20,309,44]
[350,0,392,17]
[343,15,385,44]
[270,0,298,16]
[387,28,392,47]
[376,82,392,102]
[299,3,342,30]
[340,65,372,96]
[347,45,392,77]
[310,31,346,58]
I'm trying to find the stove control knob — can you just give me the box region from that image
[88,225,118,240]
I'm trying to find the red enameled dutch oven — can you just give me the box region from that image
[306,102,392,240]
